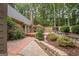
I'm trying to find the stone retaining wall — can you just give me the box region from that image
[35,39,68,56]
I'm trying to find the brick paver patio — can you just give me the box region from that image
[19,40,48,56]
[7,37,34,55]
[7,37,48,56]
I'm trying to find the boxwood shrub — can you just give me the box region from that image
[60,26,70,33]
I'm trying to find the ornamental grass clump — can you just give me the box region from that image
[57,35,75,47]
[47,33,58,41]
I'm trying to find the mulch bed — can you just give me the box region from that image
[46,39,79,56]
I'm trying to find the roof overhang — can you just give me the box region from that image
[7,5,32,26]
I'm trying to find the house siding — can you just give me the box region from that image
[0,4,7,55]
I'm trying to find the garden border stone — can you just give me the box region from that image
[35,39,68,56]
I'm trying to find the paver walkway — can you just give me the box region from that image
[7,37,48,56]
[19,40,48,56]
[7,37,34,55]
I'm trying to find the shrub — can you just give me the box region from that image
[60,26,70,33]
[57,36,74,47]
[36,28,44,41]
[71,25,79,34]
[8,28,25,40]
[47,33,58,41]
[13,29,25,40]
[7,16,25,40]
[7,16,16,29]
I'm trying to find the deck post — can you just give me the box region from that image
[24,25,27,33]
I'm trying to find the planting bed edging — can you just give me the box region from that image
[35,39,68,56]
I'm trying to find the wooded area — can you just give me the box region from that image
[10,3,79,27]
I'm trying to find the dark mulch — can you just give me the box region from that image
[46,39,79,56]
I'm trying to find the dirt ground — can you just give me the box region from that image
[46,39,79,56]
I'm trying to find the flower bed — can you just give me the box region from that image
[46,37,79,56]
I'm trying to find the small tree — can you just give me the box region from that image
[36,28,44,41]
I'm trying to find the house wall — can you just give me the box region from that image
[13,19,32,34]
[16,23,24,32]
[8,5,32,34]
[0,4,7,55]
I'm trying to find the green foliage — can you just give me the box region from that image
[12,29,25,40]
[47,33,58,41]
[36,28,44,41]
[57,36,74,47]
[7,16,16,29]
[7,16,25,40]
[10,3,79,27]
[77,21,79,25]
[60,26,70,33]
[71,25,79,34]
[35,15,53,26]
[69,17,76,26]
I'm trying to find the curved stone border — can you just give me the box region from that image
[35,39,68,56]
